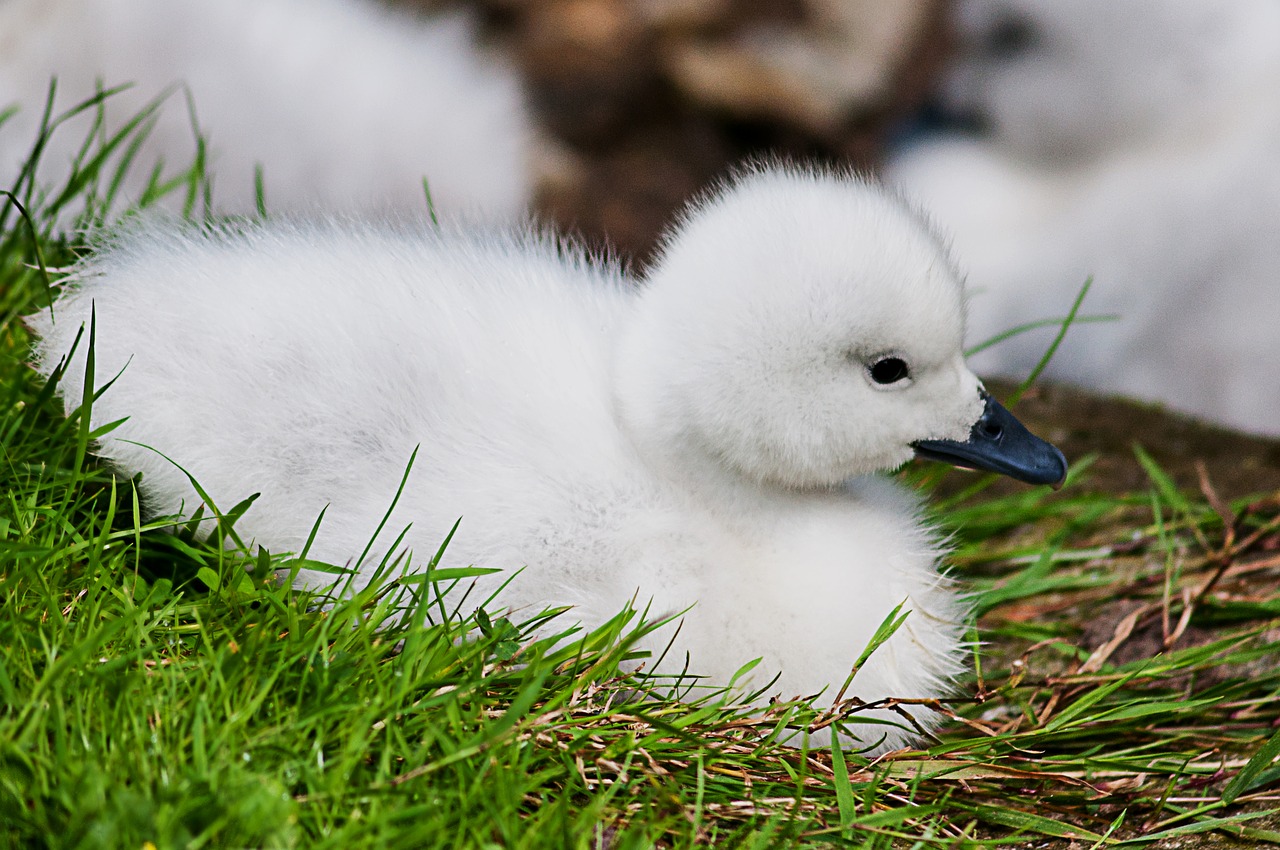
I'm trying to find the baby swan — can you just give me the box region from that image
[29,165,1066,753]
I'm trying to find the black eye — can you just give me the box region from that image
[869,357,910,385]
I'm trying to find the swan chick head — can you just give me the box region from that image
[621,164,1064,490]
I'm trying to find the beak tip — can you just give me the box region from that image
[1023,443,1068,489]
[1045,446,1069,490]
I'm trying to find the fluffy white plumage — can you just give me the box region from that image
[29,165,1064,752]
[0,0,533,222]
[886,0,1280,435]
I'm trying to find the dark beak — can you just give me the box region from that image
[912,393,1068,488]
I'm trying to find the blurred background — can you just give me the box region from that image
[408,0,950,262]
[3,0,949,258]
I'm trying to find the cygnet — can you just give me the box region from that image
[0,0,533,224]
[886,0,1280,435]
[28,164,1066,752]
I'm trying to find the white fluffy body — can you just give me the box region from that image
[30,166,989,753]
[886,0,1280,435]
[0,0,532,221]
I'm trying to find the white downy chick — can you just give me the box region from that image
[29,164,1066,752]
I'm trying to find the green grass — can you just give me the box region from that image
[4,99,1280,848]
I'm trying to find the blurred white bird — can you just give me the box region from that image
[887,0,1280,435]
[0,0,534,224]
[29,164,1066,752]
